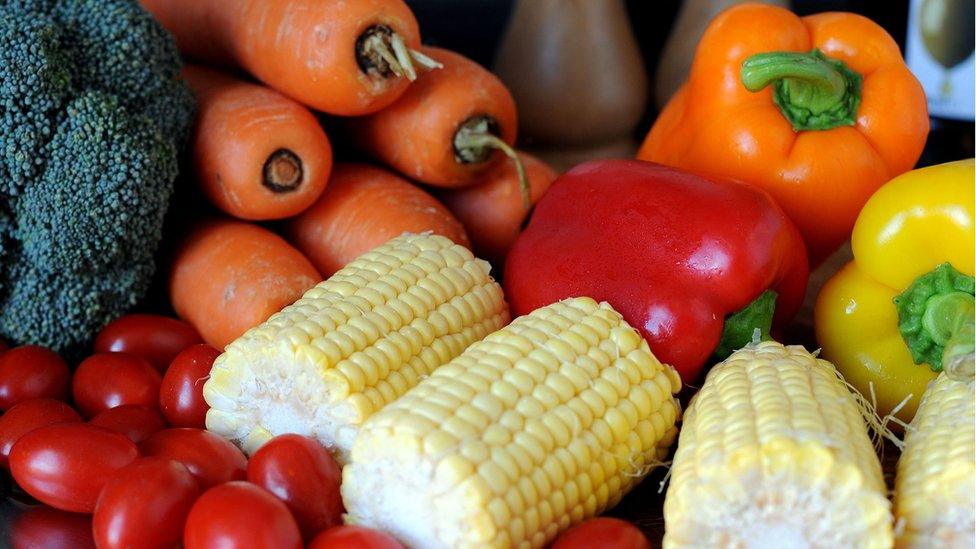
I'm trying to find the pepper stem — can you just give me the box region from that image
[895,263,976,379]
[713,290,778,360]
[740,49,862,131]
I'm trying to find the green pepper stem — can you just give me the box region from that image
[922,292,975,381]
[713,290,778,361]
[740,49,862,131]
[895,262,976,378]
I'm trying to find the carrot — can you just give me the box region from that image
[344,47,526,196]
[140,0,439,115]
[169,220,321,349]
[286,163,470,276]
[438,151,557,267]
[183,65,333,221]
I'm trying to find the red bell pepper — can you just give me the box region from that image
[504,160,809,382]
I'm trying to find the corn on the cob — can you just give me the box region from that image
[203,233,510,461]
[894,372,975,548]
[663,341,892,549]
[343,297,682,549]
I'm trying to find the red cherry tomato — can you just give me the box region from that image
[95,314,203,372]
[159,344,218,428]
[72,353,162,418]
[139,428,246,489]
[0,346,70,411]
[9,423,139,513]
[0,399,82,469]
[183,481,301,549]
[308,526,404,549]
[93,457,200,549]
[551,518,651,549]
[89,405,166,444]
[247,434,343,539]
[11,506,96,549]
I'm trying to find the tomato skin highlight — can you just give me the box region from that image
[11,506,96,549]
[0,346,71,411]
[95,314,203,372]
[550,517,651,549]
[183,481,302,549]
[308,525,404,549]
[89,405,167,444]
[247,434,343,539]
[93,457,200,549]
[72,353,162,418]
[9,423,139,513]
[139,428,246,490]
[0,399,82,469]
[159,344,218,428]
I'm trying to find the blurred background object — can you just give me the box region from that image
[492,0,648,150]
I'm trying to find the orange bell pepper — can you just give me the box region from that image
[637,3,928,267]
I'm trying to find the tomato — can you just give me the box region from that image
[159,344,218,428]
[308,526,404,549]
[93,457,200,549]
[95,314,203,372]
[247,434,343,539]
[9,423,139,513]
[184,481,301,549]
[11,506,96,549]
[0,339,8,354]
[72,353,162,418]
[89,405,166,444]
[550,518,651,549]
[0,399,82,469]
[139,428,246,489]
[0,346,70,410]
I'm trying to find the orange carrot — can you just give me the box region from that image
[141,0,436,115]
[438,151,557,267]
[286,163,470,276]
[345,47,523,192]
[183,65,333,221]
[169,220,320,349]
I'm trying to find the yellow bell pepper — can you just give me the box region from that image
[816,159,975,422]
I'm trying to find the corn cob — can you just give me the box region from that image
[203,233,510,461]
[343,297,682,549]
[894,372,975,548]
[663,341,892,549]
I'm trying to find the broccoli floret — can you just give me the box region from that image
[0,0,194,354]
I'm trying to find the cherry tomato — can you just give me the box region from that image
[0,399,82,469]
[95,314,203,372]
[0,346,70,410]
[72,353,162,418]
[89,405,166,444]
[551,518,651,549]
[93,457,200,549]
[9,423,139,513]
[247,434,343,539]
[11,506,96,549]
[184,481,301,549]
[308,526,404,549]
[159,344,218,428]
[139,428,246,489]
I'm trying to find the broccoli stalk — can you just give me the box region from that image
[0,0,195,354]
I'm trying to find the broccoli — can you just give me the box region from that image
[0,0,195,354]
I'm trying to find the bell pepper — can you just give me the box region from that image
[815,159,974,422]
[504,159,809,383]
[637,3,928,267]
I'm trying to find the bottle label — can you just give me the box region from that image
[905,0,975,121]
